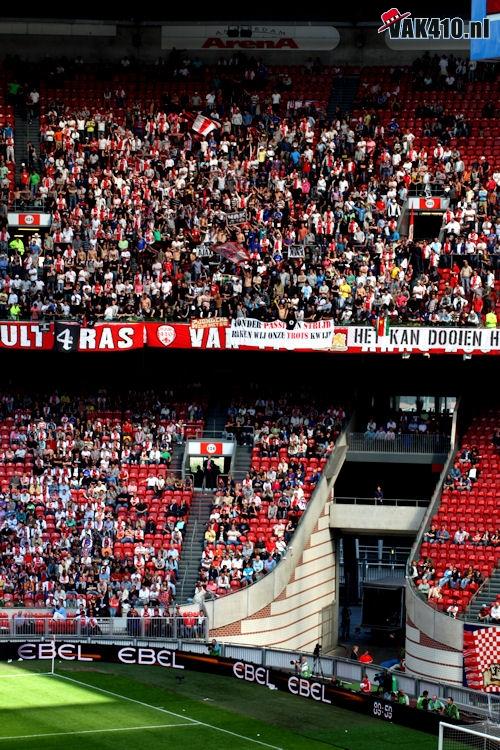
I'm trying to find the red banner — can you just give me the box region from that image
[200,441,223,455]
[77,324,144,352]
[418,197,441,210]
[0,323,53,350]
[0,321,497,355]
[145,323,227,350]
[18,213,41,226]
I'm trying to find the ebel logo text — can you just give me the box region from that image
[18,643,94,661]
[377,7,490,40]
[118,647,184,669]
[233,660,276,687]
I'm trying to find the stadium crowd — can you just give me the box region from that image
[363,411,451,441]
[0,389,204,616]
[0,55,498,326]
[195,400,346,597]
[415,417,500,618]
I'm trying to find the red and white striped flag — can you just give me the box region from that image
[408,208,415,241]
[192,114,220,136]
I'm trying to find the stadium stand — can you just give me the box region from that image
[196,400,346,597]
[0,68,15,206]
[0,390,204,617]
[0,56,497,326]
[416,410,500,617]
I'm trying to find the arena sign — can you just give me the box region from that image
[7,212,52,228]
[0,321,498,355]
[161,25,340,51]
[0,643,460,733]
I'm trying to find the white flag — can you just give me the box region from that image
[192,114,220,136]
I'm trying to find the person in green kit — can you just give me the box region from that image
[444,697,460,720]
[9,302,21,320]
[29,170,40,197]
[9,238,24,256]
[485,310,497,328]
[7,80,21,105]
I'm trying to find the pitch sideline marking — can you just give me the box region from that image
[0,673,53,678]
[55,673,284,750]
[0,723,196,741]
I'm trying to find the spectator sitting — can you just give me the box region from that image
[359,674,372,694]
[417,690,430,710]
[444,697,460,720]
[453,528,469,544]
[429,695,444,713]
[490,603,500,622]
[397,690,410,705]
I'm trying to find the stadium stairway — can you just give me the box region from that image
[177,490,214,603]
[203,401,227,436]
[465,566,500,621]
[231,444,252,482]
[14,106,40,183]
[169,443,185,474]
[327,74,360,118]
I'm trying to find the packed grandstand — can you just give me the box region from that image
[0,9,499,750]
[0,53,498,328]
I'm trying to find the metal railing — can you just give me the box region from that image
[348,433,450,453]
[339,543,412,566]
[404,403,465,644]
[339,562,407,597]
[0,629,496,720]
[0,616,208,641]
[179,519,198,603]
[408,185,445,197]
[335,496,429,507]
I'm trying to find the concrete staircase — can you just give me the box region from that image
[466,566,500,621]
[169,443,185,475]
[203,402,227,436]
[14,106,40,184]
[231,444,252,482]
[177,400,235,603]
[176,491,214,603]
[327,75,360,118]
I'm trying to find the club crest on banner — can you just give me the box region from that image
[156,325,177,347]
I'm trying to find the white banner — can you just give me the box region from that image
[161,25,340,51]
[346,326,500,353]
[228,319,337,350]
[227,319,500,354]
[187,441,234,457]
[7,212,52,228]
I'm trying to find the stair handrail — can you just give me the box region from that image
[406,398,461,576]
[461,565,500,623]
[179,518,198,603]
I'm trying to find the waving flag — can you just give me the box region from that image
[464,626,500,692]
[213,242,251,264]
[408,208,414,241]
[374,316,390,338]
[192,114,221,136]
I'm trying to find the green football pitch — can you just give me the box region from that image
[0,660,438,750]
